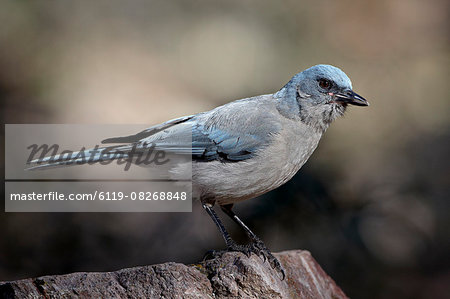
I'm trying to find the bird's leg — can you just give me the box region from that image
[202,203,235,248]
[220,204,285,278]
[201,203,251,259]
[220,204,259,241]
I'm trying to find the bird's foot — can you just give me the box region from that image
[203,240,285,279]
[249,238,285,279]
[203,242,253,261]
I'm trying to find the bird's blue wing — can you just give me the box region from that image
[130,118,273,162]
[190,123,264,162]
[102,96,281,162]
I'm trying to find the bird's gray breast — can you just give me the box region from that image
[191,120,323,205]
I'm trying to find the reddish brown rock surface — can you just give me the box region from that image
[0,250,348,299]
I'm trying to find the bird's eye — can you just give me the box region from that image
[318,79,332,90]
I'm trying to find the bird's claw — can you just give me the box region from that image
[202,249,219,261]
[249,238,285,279]
[203,239,285,279]
[203,243,251,261]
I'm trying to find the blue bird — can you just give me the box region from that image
[29,64,368,277]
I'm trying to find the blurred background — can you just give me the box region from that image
[0,0,449,298]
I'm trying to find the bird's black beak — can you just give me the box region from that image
[334,90,369,106]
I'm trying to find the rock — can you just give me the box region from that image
[0,250,348,299]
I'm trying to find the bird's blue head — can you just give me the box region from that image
[276,64,368,131]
